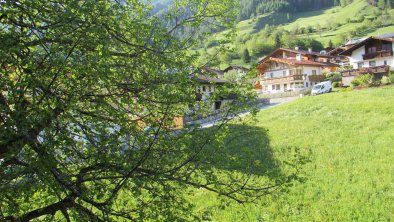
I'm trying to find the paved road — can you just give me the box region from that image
[200,96,299,128]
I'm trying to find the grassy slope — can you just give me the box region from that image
[192,86,394,221]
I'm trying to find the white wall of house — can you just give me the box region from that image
[303,66,321,76]
[349,46,365,69]
[262,66,323,93]
[348,45,394,71]
[264,69,291,78]
[197,85,216,101]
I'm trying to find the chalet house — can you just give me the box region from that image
[327,38,368,66]
[223,65,249,78]
[194,67,232,111]
[255,47,339,93]
[339,35,394,86]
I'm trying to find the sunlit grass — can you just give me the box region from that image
[192,86,394,221]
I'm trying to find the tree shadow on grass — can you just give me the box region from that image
[199,123,308,181]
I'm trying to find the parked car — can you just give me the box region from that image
[312,81,332,95]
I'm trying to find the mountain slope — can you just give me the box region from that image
[195,0,394,68]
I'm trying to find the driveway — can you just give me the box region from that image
[200,96,299,128]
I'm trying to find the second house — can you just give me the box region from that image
[255,47,339,93]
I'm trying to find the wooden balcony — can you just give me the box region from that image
[262,74,303,84]
[308,75,325,82]
[363,50,393,60]
[341,65,390,77]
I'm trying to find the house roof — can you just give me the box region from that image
[261,57,335,67]
[223,65,249,72]
[258,48,333,64]
[339,36,394,56]
[345,37,368,46]
[192,67,227,84]
[378,32,394,39]
[327,46,346,56]
[281,48,334,58]
[201,66,224,75]
[195,75,227,84]
[257,57,338,73]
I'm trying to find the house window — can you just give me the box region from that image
[289,70,294,75]
[306,82,309,87]
[276,84,280,90]
[271,85,274,90]
[368,47,376,53]
[382,43,391,51]
[384,60,388,65]
[296,69,302,75]
[283,71,286,76]
[284,84,287,89]
[369,61,376,67]
[357,62,364,69]
[312,70,317,75]
[203,86,207,92]
[270,73,274,78]
[214,101,222,110]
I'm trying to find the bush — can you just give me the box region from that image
[351,78,360,87]
[332,82,340,88]
[351,74,373,87]
[388,71,394,84]
[325,72,342,82]
[340,87,353,92]
[381,76,390,85]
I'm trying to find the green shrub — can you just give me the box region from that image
[340,86,353,92]
[388,71,394,84]
[381,76,390,85]
[351,78,360,87]
[332,82,340,88]
[325,72,342,82]
[352,74,373,87]
[369,80,381,87]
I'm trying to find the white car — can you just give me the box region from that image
[312,81,332,95]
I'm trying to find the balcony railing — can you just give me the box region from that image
[341,65,390,77]
[363,50,393,60]
[262,74,303,84]
[308,75,325,82]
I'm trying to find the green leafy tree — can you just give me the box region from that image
[273,32,281,49]
[378,0,386,9]
[328,39,334,48]
[242,48,251,64]
[0,0,305,221]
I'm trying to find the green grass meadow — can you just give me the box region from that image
[192,86,394,221]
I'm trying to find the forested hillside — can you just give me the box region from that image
[149,0,394,67]
[238,0,336,20]
[192,0,394,68]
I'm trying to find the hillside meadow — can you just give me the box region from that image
[191,86,394,221]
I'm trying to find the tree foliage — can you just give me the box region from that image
[0,0,304,221]
[242,48,251,64]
